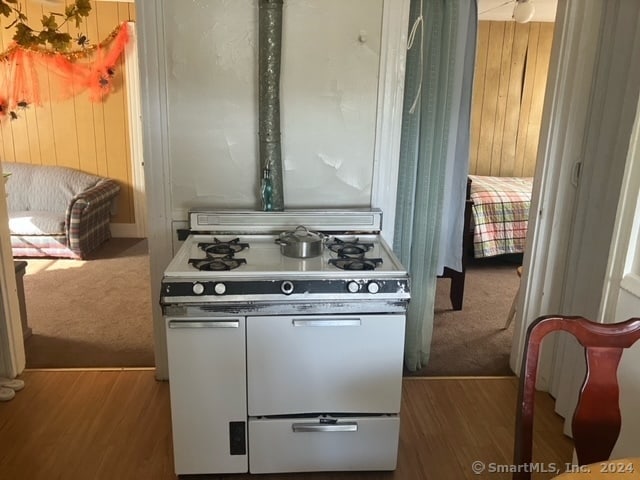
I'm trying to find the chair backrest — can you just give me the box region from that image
[513,315,640,480]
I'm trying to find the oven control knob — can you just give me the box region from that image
[367,282,380,294]
[281,280,294,295]
[214,283,226,295]
[347,281,360,293]
[192,282,205,295]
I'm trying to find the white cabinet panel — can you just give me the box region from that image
[246,314,405,415]
[166,317,248,474]
[248,415,400,473]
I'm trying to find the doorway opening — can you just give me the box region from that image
[0,2,153,369]
[422,0,557,376]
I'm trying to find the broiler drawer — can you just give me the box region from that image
[248,415,400,473]
[246,314,405,416]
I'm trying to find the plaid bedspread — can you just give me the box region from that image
[468,175,533,258]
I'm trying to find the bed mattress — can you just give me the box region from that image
[468,175,533,258]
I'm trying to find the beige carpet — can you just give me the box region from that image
[21,238,154,369]
[413,257,521,377]
[20,240,518,374]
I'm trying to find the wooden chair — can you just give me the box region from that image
[513,315,640,480]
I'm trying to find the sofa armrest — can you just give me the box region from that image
[65,179,121,258]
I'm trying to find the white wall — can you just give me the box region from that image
[163,0,383,219]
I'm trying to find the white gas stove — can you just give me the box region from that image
[161,209,410,475]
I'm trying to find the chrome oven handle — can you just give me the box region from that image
[168,320,239,329]
[291,422,358,433]
[291,318,361,327]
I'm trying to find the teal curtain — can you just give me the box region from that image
[394,0,477,371]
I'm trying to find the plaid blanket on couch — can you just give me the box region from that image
[468,175,533,258]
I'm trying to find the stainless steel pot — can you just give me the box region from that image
[275,225,324,258]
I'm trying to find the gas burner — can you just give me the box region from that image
[189,256,247,271]
[327,238,373,258]
[329,257,383,271]
[198,238,249,256]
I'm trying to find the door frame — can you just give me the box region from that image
[136,0,174,380]
[124,21,147,239]
[0,175,25,378]
[109,20,147,239]
[510,0,607,380]
[371,0,411,245]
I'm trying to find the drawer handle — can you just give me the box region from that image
[292,319,361,327]
[292,422,358,433]
[168,320,239,329]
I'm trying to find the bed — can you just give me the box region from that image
[468,175,533,258]
[439,175,533,311]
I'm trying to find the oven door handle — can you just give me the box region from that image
[291,422,358,433]
[291,318,361,327]
[168,320,239,329]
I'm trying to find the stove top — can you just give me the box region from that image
[161,209,410,307]
[164,233,405,279]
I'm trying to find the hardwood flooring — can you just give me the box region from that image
[0,371,572,479]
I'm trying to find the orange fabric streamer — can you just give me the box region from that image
[0,23,130,119]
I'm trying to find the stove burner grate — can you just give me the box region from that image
[199,238,249,256]
[327,238,374,258]
[189,256,247,271]
[329,257,383,271]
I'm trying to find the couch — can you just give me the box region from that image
[3,162,120,259]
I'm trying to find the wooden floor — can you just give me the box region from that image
[0,371,573,479]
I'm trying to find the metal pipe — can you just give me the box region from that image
[258,0,284,211]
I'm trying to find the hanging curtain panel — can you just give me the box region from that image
[395,0,477,371]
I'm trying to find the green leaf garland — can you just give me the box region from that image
[0,0,92,52]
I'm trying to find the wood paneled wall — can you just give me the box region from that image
[0,1,136,224]
[470,21,554,177]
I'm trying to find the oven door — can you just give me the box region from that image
[246,314,405,416]
[166,316,248,475]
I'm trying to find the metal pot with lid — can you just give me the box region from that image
[275,225,325,258]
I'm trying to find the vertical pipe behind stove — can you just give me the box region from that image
[258,0,285,211]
